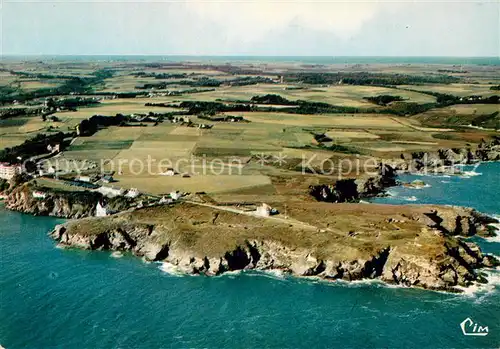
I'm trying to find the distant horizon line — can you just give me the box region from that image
[1,54,498,58]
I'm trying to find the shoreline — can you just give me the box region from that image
[1,157,499,294]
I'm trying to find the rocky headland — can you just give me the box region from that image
[393,138,500,174]
[49,201,499,292]
[4,183,131,218]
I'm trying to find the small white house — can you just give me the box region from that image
[125,188,140,199]
[160,169,176,176]
[255,203,272,217]
[170,191,182,200]
[78,175,91,183]
[96,186,124,198]
[32,191,47,199]
[159,196,173,204]
[95,202,108,217]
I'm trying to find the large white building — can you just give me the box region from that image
[0,163,21,180]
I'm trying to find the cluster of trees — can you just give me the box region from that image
[363,95,404,106]
[290,101,361,114]
[77,114,129,136]
[43,97,100,112]
[471,111,500,129]
[0,69,114,106]
[285,72,460,86]
[133,72,189,79]
[0,132,70,163]
[229,76,274,86]
[178,101,252,115]
[138,77,222,89]
[490,85,500,91]
[437,69,468,74]
[250,94,296,105]
[0,107,45,120]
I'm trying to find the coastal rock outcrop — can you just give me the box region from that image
[5,184,131,219]
[49,202,499,292]
[392,138,500,173]
[309,164,397,202]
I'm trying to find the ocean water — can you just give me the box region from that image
[371,162,500,216]
[1,165,499,348]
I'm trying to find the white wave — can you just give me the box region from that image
[484,231,500,243]
[461,171,482,178]
[244,269,288,281]
[158,262,185,276]
[110,251,123,258]
[260,269,286,279]
[455,267,500,297]
[404,196,418,202]
[440,180,451,184]
[385,190,398,197]
[408,184,432,190]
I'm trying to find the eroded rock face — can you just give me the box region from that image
[49,204,499,293]
[394,139,500,173]
[5,185,131,219]
[5,186,99,218]
[309,164,397,203]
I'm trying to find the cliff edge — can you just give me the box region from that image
[49,201,499,292]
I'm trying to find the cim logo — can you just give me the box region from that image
[460,318,489,336]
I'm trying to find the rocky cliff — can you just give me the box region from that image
[5,184,130,219]
[49,201,499,292]
[394,138,500,173]
[309,163,397,202]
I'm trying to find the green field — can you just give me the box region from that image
[1,59,499,196]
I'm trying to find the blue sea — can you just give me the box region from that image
[1,163,499,348]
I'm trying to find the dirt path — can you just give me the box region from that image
[390,117,452,132]
[183,199,321,231]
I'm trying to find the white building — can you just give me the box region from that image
[32,191,47,199]
[159,196,173,204]
[47,144,60,153]
[125,188,140,199]
[78,175,92,183]
[96,186,124,198]
[95,202,108,217]
[255,203,272,217]
[170,191,182,200]
[160,169,176,176]
[0,163,21,180]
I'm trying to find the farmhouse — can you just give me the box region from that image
[159,196,173,204]
[170,191,182,200]
[255,203,272,217]
[125,188,140,198]
[96,186,124,198]
[0,163,22,180]
[95,202,108,217]
[77,175,93,183]
[160,168,176,176]
[47,143,61,153]
[32,191,47,199]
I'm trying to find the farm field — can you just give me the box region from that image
[1,59,499,198]
[141,83,436,108]
[397,83,500,97]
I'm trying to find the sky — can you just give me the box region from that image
[1,0,499,56]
